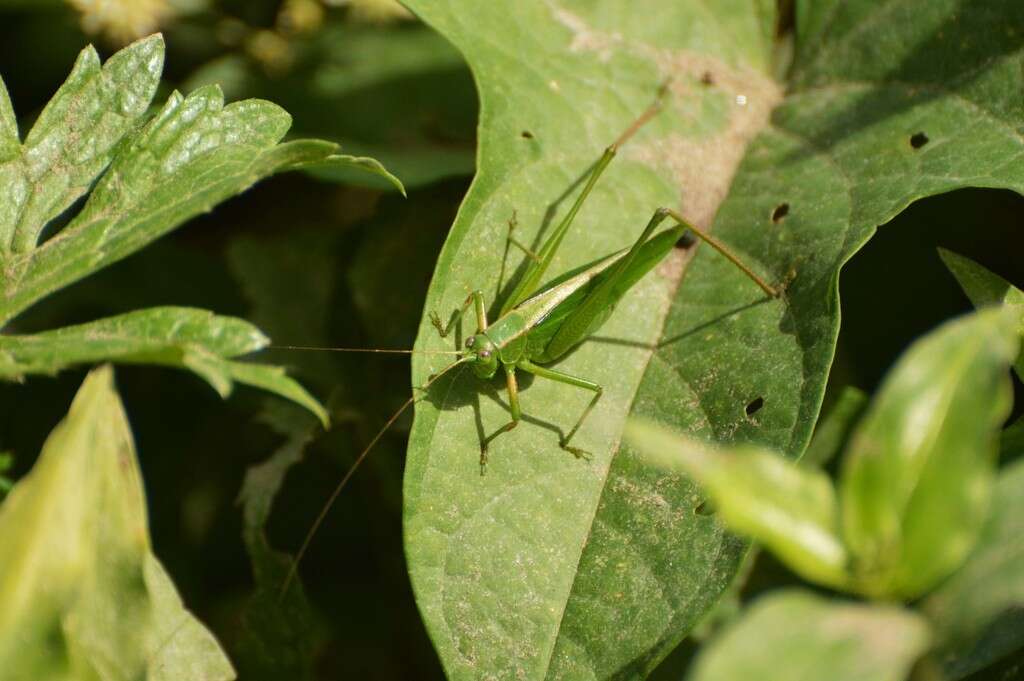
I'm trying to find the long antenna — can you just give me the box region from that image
[270,345,462,355]
[280,355,472,597]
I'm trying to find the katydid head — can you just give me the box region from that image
[464,333,499,379]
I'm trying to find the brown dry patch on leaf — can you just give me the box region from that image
[548,2,778,246]
[549,4,781,231]
[635,57,781,230]
[550,5,624,63]
[656,245,687,283]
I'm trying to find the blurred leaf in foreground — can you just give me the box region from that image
[802,386,869,469]
[0,366,234,680]
[926,458,1024,679]
[625,420,849,590]
[840,309,1017,598]
[628,309,1018,601]
[687,590,930,681]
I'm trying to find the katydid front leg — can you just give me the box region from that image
[430,289,489,339]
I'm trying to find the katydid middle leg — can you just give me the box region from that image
[517,359,602,460]
[480,364,522,471]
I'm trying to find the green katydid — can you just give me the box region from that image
[280,87,779,590]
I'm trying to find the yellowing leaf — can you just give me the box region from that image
[0,366,234,680]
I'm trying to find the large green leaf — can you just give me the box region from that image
[0,366,234,680]
[687,590,930,681]
[840,309,1017,599]
[402,2,1024,678]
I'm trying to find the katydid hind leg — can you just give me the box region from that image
[543,205,780,362]
[666,209,778,297]
[518,359,602,460]
[499,88,669,317]
[543,208,675,361]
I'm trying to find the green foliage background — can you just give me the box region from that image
[0,1,1023,679]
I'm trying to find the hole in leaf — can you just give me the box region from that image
[745,396,764,415]
[771,203,789,223]
[675,233,696,250]
[694,499,714,516]
[910,132,929,149]
[700,71,715,86]
[521,130,534,139]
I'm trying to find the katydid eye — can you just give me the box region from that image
[465,337,476,348]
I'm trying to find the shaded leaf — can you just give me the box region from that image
[625,419,849,589]
[184,22,476,190]
[0,306,328,427]
[233,402,321,681]
[0,366,235,680]
[926,458,1024,678]
[403,1,1024,677]
[688,590,930,681]
[1001,415,1024,464]
[0,450,12,496]
[841,309,1018,598]
[347,193,454,348]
